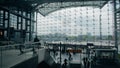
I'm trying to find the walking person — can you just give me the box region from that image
[62,59,67,68]
[87,59,90,68]
[68,52,72,60]
[19,44,24,54]
[83,57,88,68]
[83,57,86,68]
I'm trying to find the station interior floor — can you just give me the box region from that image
[37,51,120,68]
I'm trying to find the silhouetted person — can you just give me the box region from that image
[64,59,67,65]
[32,46,36,54]
[93,56,96,65]
[83,57,88,68]
[68,53,72,60]
[34,36,39,42]
[62,59,67,68]
[34,36,40,49]
[19,45,24,54]
[83,57,86,68]
[53,49,56,57]
[87,60,90,68]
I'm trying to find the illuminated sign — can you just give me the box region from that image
[0,29,3,37]
[67,49,82,53]
[0,31,3,36]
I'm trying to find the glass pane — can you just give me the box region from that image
[0,10,3,26]
[22,19,26,30]
[5,20,8,28]
[18,24,21,30]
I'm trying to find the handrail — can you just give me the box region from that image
[0,42,42,51]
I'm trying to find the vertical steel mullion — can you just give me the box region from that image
[7,11,10,41]
[25,12,28,31]
[29,12,32,41]
[36,12,38,37]
[21,11,23,30]
[17,10,19,30]
[113,0,118,54]
[3,10,5,28]
[60,42,62,67]
[99,0,102,46]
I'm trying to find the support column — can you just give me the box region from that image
[29,12,32,41]
[113,0,118,52]
[113,0,119,61]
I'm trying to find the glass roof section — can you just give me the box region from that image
[0,0,109,16]
[36,1,108,16]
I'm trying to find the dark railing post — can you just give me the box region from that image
[60,42,62,68]
[0,47,2,68]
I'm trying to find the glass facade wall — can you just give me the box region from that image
[0,8,35,44]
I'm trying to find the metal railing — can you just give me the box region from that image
[0,41,43,68]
